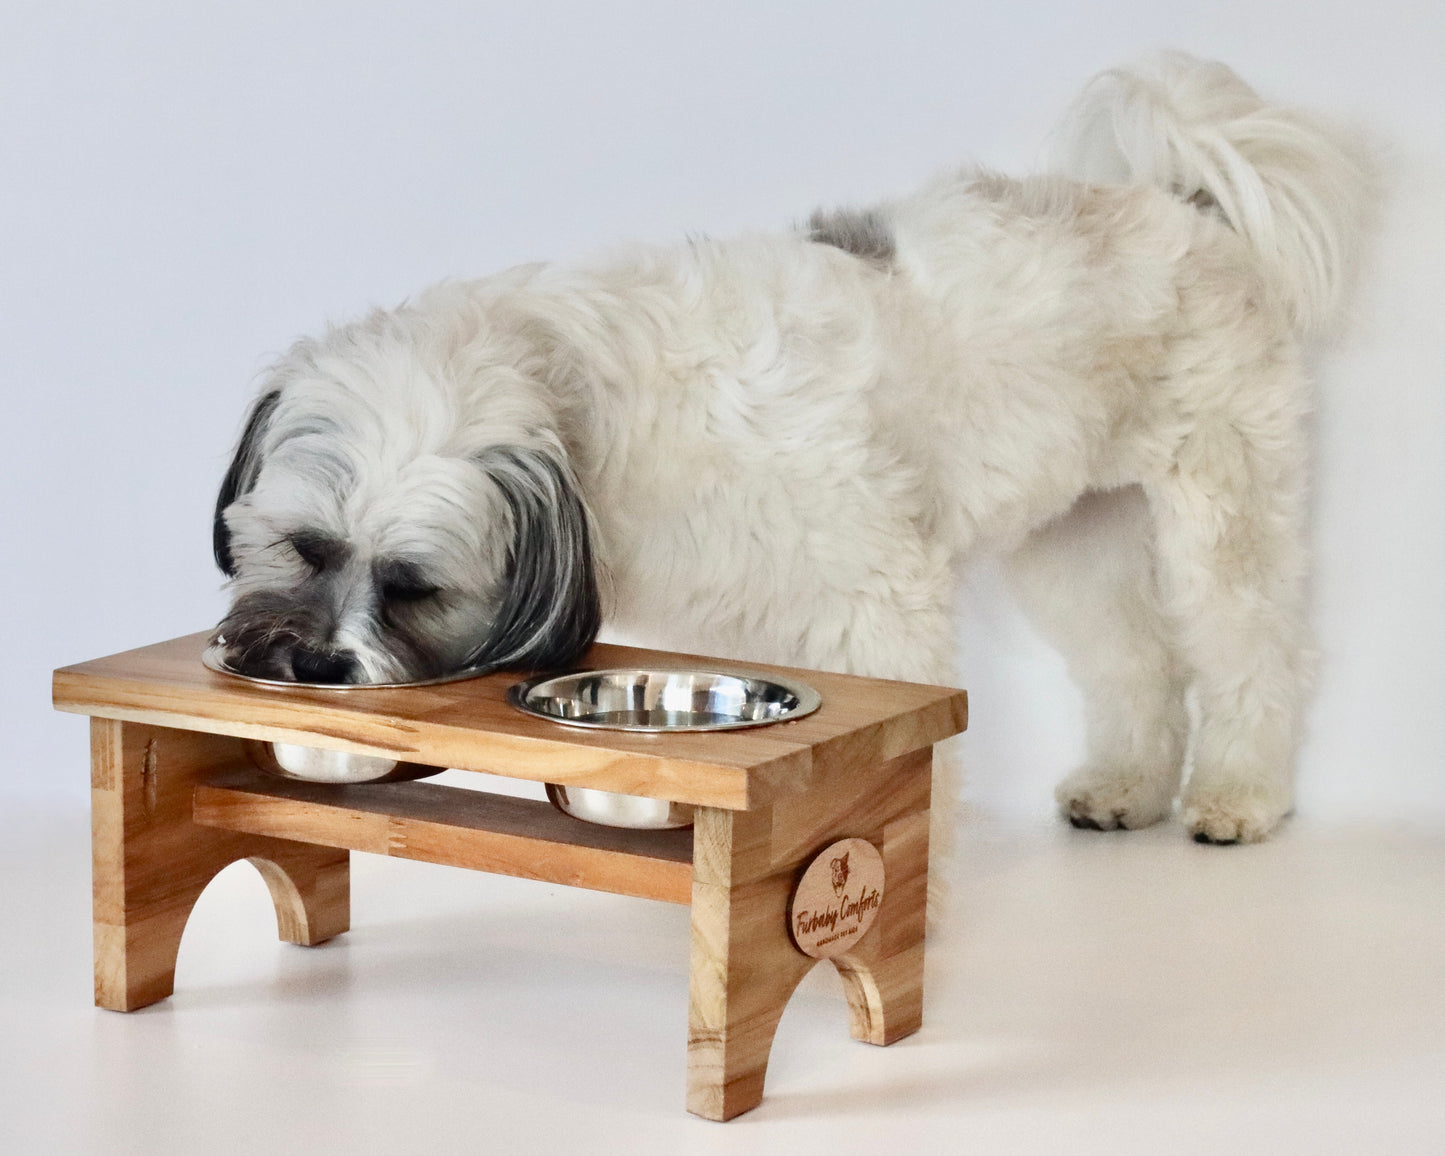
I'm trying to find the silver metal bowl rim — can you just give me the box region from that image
[202,644,495,690]
[507,666,823,733]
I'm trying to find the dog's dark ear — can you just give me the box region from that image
[213,389,281,576]
[470,444,601,671]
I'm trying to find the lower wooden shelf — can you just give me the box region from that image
[193,768,694,904]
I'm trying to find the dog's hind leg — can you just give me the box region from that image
[1005,486,1191,831]
[1143,354,1314,844]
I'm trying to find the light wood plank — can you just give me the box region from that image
[55,632,967,810]
[193,768,694,905]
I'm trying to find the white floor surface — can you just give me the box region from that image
[3,795,1443,1155]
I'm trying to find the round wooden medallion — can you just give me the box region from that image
[789,838,886,959]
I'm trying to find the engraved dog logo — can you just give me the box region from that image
[830,851,850,896]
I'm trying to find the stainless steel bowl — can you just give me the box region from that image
[510,667,821,829]
[246,741,444,785]
[202,643,493,690]
[543,784,695,829]
[204,644,457,784]
[508,667,821,733]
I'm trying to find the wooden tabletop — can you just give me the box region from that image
[54,633,967,810]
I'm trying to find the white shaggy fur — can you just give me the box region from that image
[214,54,1373,844]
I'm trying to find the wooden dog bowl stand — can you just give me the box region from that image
[53,633,967,1121]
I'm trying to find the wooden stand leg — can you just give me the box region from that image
[90,718,350,1012]
[687,806,816,1121]
[686,748,933,1120]
[833,802,930,1045]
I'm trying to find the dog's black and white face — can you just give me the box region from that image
[211,310,600,685]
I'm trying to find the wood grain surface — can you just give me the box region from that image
[55,632,967,809]
[686,746,932,1120]
[194,766,694,904]
[90,719,350,1012]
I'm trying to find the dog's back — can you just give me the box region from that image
[825,55,1376,554]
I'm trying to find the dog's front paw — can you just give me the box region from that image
[1182,778,1292,844]
[1056,764,1177,832]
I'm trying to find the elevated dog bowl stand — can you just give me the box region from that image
[53,633,967,1121]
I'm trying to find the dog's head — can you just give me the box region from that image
[211,303,601,684]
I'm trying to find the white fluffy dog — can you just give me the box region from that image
[213,55,1372,844]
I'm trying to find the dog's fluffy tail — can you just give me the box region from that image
[1051,53,1375,338]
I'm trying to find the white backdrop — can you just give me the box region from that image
[3,1,1442,823]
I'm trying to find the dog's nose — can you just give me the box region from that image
[290,646,359,684]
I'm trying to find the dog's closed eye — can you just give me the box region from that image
[375,560,440,604]
[287,530,347,573]
[384,580,441,604]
